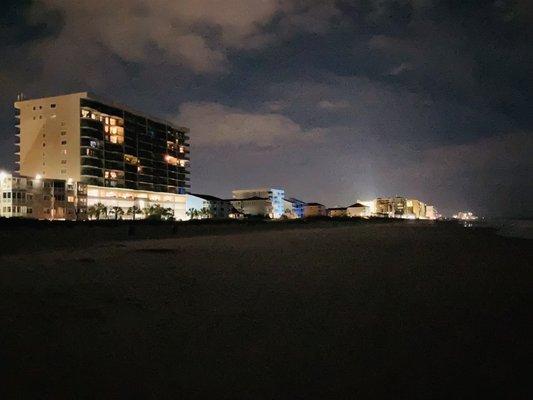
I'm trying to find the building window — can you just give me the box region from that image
[61,160,67,164]
[51,104,56,108]
[27,208,32,214]
[60,169,67,174]
[42,143,45,147]
[61,131,67,136]
[62,149,67,155]
[39,115,42,119]
[61,140,67,145]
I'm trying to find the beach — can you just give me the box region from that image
[0,221,531,398]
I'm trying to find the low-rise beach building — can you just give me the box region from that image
[304,203,327,217]
[327,207,347,217]
[347,203,370,217]
[231,188,285,219]
[0,171,87,220]
[186,193,233,219]
[284,198,306,219]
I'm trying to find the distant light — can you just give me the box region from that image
[35,174,42,180]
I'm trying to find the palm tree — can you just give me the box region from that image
[111,206,124,220]
[127,205,141,220]
[88,202,107,220]
[199,207,213,219]
[142,204,174,221]
[186,208,199,220]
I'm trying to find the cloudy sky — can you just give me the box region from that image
[1,0,532,216]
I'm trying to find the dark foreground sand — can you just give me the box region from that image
[0,222,531,398]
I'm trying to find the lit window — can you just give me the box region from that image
[124,154,139,165]
[62,149,67,155]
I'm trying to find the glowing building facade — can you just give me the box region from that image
[231,188,285,219]
[13,92,190,219]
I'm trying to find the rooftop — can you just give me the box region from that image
[15,92,189,132]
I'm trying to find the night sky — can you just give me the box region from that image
[1,0,532,217]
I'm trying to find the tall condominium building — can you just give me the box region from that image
[14,92,190,219]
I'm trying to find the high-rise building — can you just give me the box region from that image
[14,93,190,219]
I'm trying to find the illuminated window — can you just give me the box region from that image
[124,154,140,165]
[62,149,67,155]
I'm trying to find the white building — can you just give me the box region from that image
[347,203,370,217]
[231,188,285,219]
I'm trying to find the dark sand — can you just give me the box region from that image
[0,221,531,398]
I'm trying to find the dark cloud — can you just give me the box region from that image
[0,0,532,216]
